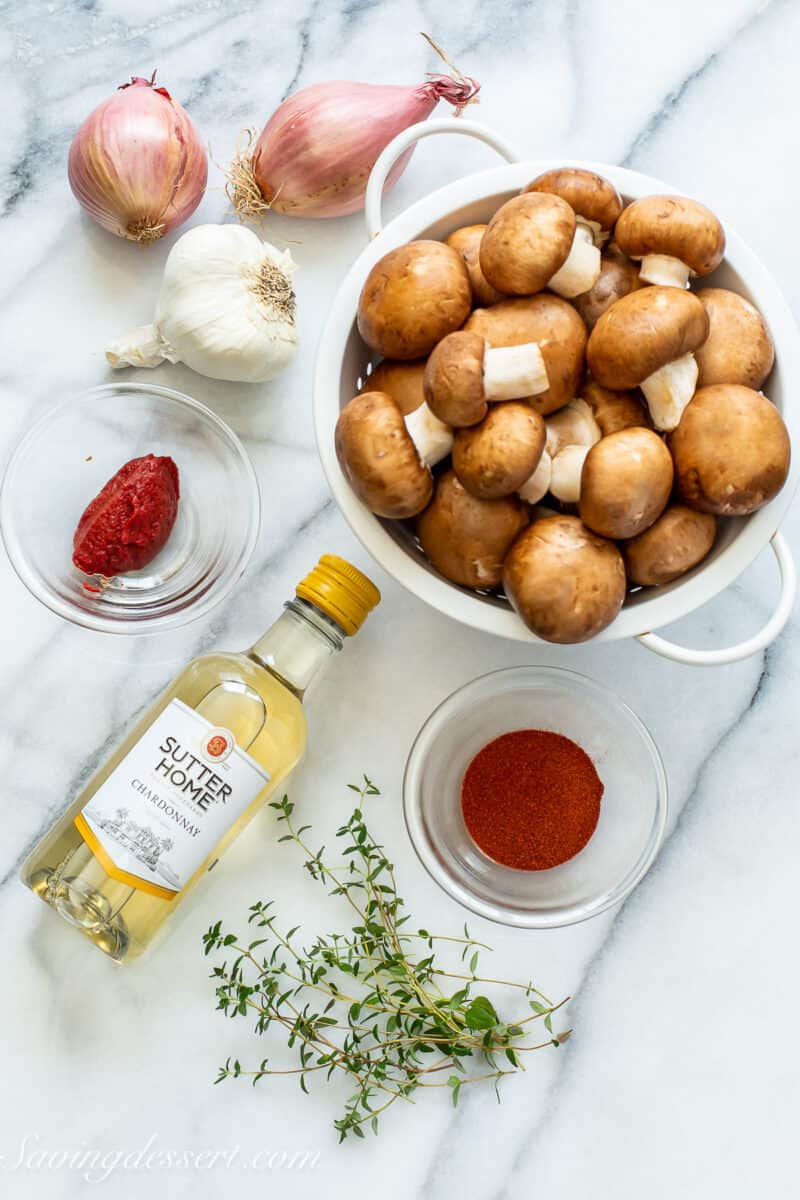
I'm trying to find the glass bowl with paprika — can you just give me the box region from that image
[0,383,260,634]
[403,666,668,928]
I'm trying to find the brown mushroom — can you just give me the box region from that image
[424,330,550,427]
[357,240,471,359]
[479,192,588,297]
[580,428,674,539]
[465,294,587,415]
[523,167,623,244]
[615,195,725,288]
[452,403,546,499]
[580,381,652,436]
[694,288,775,389]
[623,506,717,586]
[669,384,790,515]
[445,224,505,306]
[587,286,709,430]
[503,514,626,643]
[573,245,641,330]
[360,359,426,415]
[417,469,528,589]
[335,391,433,519]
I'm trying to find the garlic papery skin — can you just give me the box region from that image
[106,225,298,384]
[640,352,698,431]
[638,253,691,288]
[405,403,453,467]
[518,450,552,504]
[547,226,602,299]
[483,343,549,401]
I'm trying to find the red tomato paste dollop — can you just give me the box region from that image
[72,454,180,577]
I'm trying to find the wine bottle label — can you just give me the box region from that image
[74,699,270,900]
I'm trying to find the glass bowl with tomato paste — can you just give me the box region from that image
[403,666,668,928]
[0,383,260,634]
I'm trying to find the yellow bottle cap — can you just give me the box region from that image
[296,555,380,636]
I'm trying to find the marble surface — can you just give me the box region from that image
[2,1,799,1196]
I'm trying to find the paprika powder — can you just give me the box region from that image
[461,729,602,870]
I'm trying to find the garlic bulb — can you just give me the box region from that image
[106,224,298,383]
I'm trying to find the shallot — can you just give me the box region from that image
[69,73,208,243]
[228,36,479,219]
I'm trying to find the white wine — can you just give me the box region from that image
[22,556,379,962]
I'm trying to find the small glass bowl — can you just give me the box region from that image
[403,666,668,928]
[1,383,260,634]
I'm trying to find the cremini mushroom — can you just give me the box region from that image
[445,224,505,307]
[360,359,426,415]
[694,288,775,389]
[518,450,553,504]
[357,240,471,359]
[580,381,652,436]
[579,427,673,539]
[479,192,600,299]
[549,443,592,504]
[423,330,549,428]
[614,195,725,289]
[623,505,717,587]
[465,295,587,415]
[503,514,626,643]
[417,469,527,589]
[335,390,442,519]
[523,167,623,245]
[586,286,709,431]
[452,402,546,500]
[573,245,641,330]
[669,384,791,515]
[545,397,602,457]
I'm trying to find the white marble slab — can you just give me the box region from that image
[1,1,798,1196]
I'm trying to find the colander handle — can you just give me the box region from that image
[364,119,520,239]
[636,533,796,667]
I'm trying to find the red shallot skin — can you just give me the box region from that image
[68,77,208,242]
[251,76,479,218]
[72,454,180,577]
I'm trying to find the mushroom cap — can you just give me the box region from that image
[335,391,432,519]
[417,469,528,590]
[522,168,623,232]
[694,288,775,390]
[357,240,471,360]
[503,514,626,643]
[669,384,791,515]
[479,193,576,295]
[623,505,717,587]
[580,427,674,539]
[423,331,487,427]
[581,381,652,436]
[573,245,641,330]
[587,286,709,389]
[465,294,587,415]
[360,358,426,415]
[445,224,505,307]
[453,402,546,499]
[615,195,725,276]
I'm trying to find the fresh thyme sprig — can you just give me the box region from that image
[203,777,569,1141]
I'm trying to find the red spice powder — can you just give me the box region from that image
[461,729,603,871]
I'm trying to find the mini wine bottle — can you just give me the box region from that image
[22,555,380,963]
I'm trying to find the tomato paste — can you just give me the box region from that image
[72,454,180,577]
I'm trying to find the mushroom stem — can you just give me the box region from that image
[482,341,549,401]
[638,253,691,288]
[547,227,602,299]
[576,215,608,248]
[545,398,602,457]
[640,352,699,431]
[518,450,552,504]
[550,444,591,503]
[404,402,454,468]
